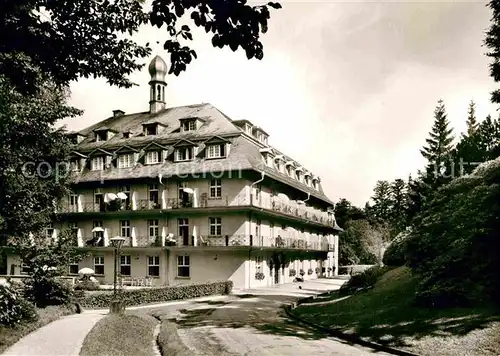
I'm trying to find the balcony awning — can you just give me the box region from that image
[92,227,104,232]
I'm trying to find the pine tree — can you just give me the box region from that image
[465,100,479,137]
[389,178,407,233]
[370,180,392,223]
[420,99,455,188]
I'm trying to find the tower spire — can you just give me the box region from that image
[148,55,167,114]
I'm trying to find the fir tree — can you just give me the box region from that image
[465,100,479,137]
[420,99,455,187]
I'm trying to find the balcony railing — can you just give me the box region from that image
[171,234,329,251]
[59,194,335,227]
[79,233,329,251]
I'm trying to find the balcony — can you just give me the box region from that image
[58,194,336,228]
[171,234,329,251]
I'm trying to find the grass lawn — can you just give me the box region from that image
[293,267,500,356]
[0,305,75,354]
[79,313,158,356]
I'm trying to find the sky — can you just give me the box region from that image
[60,0,499,207]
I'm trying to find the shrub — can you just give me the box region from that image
[255,272,265,280]
[339,265,391,296]
[77,281,233,309]
[74,279,100,291]
[289,268,296,277]
[0,284,38,326]
[307,268,313,275]
[24,276,73,307]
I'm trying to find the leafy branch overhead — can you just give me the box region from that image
[0,0,282,94]
[151,0,282,76]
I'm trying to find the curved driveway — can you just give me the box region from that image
[149,279,391,356]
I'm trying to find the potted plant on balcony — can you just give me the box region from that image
[106,199,122,212]
[315,267,321,275]
[255,272,265,280]
[299,269,305,276]
[289,268,296,277]
[165,236,177,246]
[307,268,313,275]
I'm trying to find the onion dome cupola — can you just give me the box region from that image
[148,55,168,114]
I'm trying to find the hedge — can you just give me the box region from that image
[76,281,233,309]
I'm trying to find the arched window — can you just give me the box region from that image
[150,86,154,100]
[162,86,165,101]
[157,85,161,100]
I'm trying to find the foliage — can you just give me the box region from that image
[405,157,500,307]
[370,180,392,223]
[76,281,233,309]
[382,230,411,267]
[19,231,87,307]
[1,0,281,94]
[338,219,388,265]
[74,279,100,291]
[254,272,265,280]
[23,276,73,308]
[299,269,305,276]
[315,267,321,274]
[0,284,38,326]
[307,268,313,275]
[486,0,500,103]
[288,268,296,277]
[0,76,81,246]
[334,198,366,228]
[339,265,391,296]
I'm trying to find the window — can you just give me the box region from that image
[95,131,107,142]
[209,179,222,199]
[177,255,190,277]
[118,153,133,168]
[313,180,318,190]
[304,176,310,186]
[120,255,131,276]
[209,217,222,236]
[148,219,159,237]
[296,171,302,182]
[207,144,225,158]
[148,256,160,276]
[145,151,160,165]
[69,193,78,211]
[145,125,157,136]
[275,160,281,172]
[266,154,273,167]
[120,220,130,237]
[245,124,252,135]
[255,185,261,201]
[149,184,159,205]
[20,263,31,275]
[175,147,194,161]
[69,263,79,275]
[123,132,130,139]
[182,120,197,132]
[45,223,54,239]
[287,165,293,176]
[94,256,104,275]
[93,220,104,243]
[70,159,80,172]
[91,156,104,171]
[255,219,261,237]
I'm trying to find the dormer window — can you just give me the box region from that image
[207,144,226,158]
[245,124,253,135]
[176,147,194,161]
[123,132,130,139]
[145,151,160,165]
[91,156,104,171]
[296,171,302,181]
[118,153,133,168]
[70,159,80,172]
[96,131,107,142]
[305,175,310,186]
[144,123,158,136]
[312,178,319,190]
[181,119,197,132]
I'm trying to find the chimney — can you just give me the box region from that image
[113,109,125,117]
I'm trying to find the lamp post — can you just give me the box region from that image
[109,236,125,314]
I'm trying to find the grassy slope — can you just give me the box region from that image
[293,267,500,356]
[79,313,158,356]
[0,305,75,354]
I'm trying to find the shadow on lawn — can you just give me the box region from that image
[296,296,500,349]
